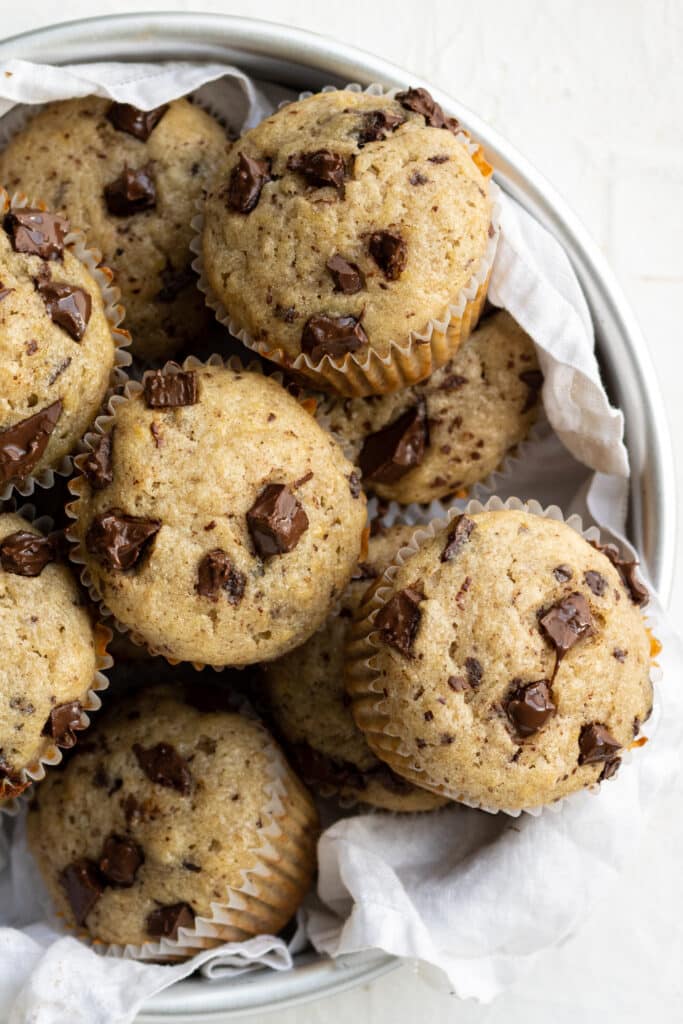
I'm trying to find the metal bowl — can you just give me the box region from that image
[0,13,675,1020]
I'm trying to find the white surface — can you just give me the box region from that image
[1,1,681,1020]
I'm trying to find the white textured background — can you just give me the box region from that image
[3,2,682,1021]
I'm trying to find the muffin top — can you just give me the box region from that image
[71,363,367,666]
[0,202,117,488]
[263,523,446,812]
[27,684,318,947]
[202,88,493,368]
[319,310,541,503]
[348,509,653,811]
[0,512,100,800]
[0,98,230,362]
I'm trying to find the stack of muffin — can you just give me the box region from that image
[0,86,654,957]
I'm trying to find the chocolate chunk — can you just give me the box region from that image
[410,171,428,186]
[448,675,470,692]
[104,166,156,216]
[368,230,407,280]
[600,757,621,781]
[441,515,476,562]
[60,859,103,926]
[36,280,91,341]
[359,401,428,484]
[183,861,202,873]
[553,564,572,583]
[374,584,423,657]
[519,369,544,413]
[439,373,467,391]
[196,549,246,604]
[85,509,161,570]
[301,314,368,362]
[226,153,271,214]
[349,471,361,498]
[0,282,13,302]
[82,432,114,490]
[146,902,195,940]
[0,530,54,576]
[247,483,309,557]
[613,647,627,662]
[396,87,460,134]
[133,742,192,795]
[42,701,83,748]
[578,723,622,765]
[428,154,450,164]
[357,109,405,147]
[505,679,556,738]
[143,370,198,408]
[107,101,168,141]
[0,400,62,484]
[465,657,483,687]
[99,834,144,887]
[589,540,649,606]
[584,570,607,596]
[4,209,68,260]
[539,592,593,658]
[326,254,364,294]
[287,150,347,190]
[156,263,194,302]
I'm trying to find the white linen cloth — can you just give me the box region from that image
[0,58,679,1023]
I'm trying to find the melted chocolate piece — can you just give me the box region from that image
[85,509,161,570]
[465,657,483,687]
[374,584,423,656]
[368,230,407,280]
[359,401,429,484]
[107,101,168,141]
[441,515,476,562]
[396,87,460,134]
[553,564,572,583]
[539,592,593,658]
[42,701,83,748]
[247,483,309,557]
[36,279,91,341]
[326,254,364,294]
[99,834,144,887]
[0,400,62,484]
[196,549,246,604]
[505,679,556,738]
[357,109,405,147]
[133,742,192,795]
[590,540,649,607]
[146,902,195,940]
[519,369,544,413]
[82,432,114,490]
[104,166,156,216]
[301,314,368,362]
[600,757,621,781]
[287,150,347,189]
[226,153,271,214]
[60,859,103,925]
[0,530,54,576]
[583,570,607,596]
[578,723,622,765]
[4,209,68,260]
[143,370,198,408]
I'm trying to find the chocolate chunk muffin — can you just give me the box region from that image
[319,311,541,504]
[346,508,653,813]
[27,684,318,950]
[0,98,230,362]
[69,362,367,667]
[0,512,105,804]
[201,87,496,396]
[0,198,119,493]
[263,524,446,812]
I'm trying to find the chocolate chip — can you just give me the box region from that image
[156,263,194,302]
[85,509,161,570]
[505,679,555,738]
[539,592,593,658]
[0,530,54,576]
[82,432,114,490]
[374,584,423,656]
[357,109,405,146]
[99,834,144,887]
[287,150,347,189]
[613,647,627,662]
[448,675,469,692]
[396,87,460,134]
[247,483,309,557]
[60,859,103,926]
[326,254,364,294]
[36,279,91,341]
[359,401,428,484]
[0,400,62,484]
[146,902,195,940]
[4,209,68,260]
[133,742,192,795]
[584,570,607,596]
[143,370,198,408]
[589,540,649,607]
[465,657,483,687]
[439,373,467,391]
[578,723,621,765]
[599,757,621,781]
[410,171,428,186]
[42,701,83,748]
[0,282,13,301]
[441,515,476,562]
[226,153,271,214]
[196,549,246,604]
[553,564,572,583]
[519,369,544,413]
[183,861,202,873]
[104,166,156,216]
[368,231,407,280]
[428,154,450,164]
[107,101,168,141]
[301,314,368,363]
[349,471,361,498]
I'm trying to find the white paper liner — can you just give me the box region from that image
[346,494,662,817]
[0,187,132,502]
[191,81,501,397]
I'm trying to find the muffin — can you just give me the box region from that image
[0,97,230,362]
[346,507,653,812]
[0,197,119,493]
[68,362,367,666]
[0,511,105,803]
[201,87,496,396]
[27,684,318,950]
[263,523,446,812]
[319,310,541,504]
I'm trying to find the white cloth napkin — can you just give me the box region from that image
[0,59,678,1022]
